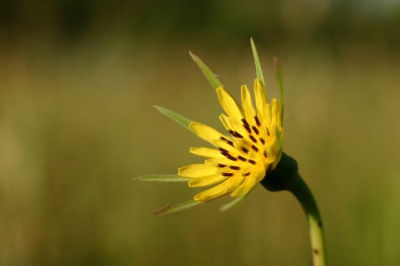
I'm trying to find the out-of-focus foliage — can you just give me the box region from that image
[1,0,400,48]
[0,0,400,265]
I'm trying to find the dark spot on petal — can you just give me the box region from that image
[219,148,237,161]
[260,138,265,145]
[263,151,267,158]
[248,159,256,165]
[241,147,249,154]
[249,135,257,143]
[231,131,243,138]
[237,156,247,162]
[266,128,270,136]
[242,119,251,133]
[251,145,259,152]
[244,172,251,176]
[222,172,234,177]
[254,116,261,127]
[252,126,259,135]
[226,155,237,161]
[229,166,240,170]
[226,140,234,147]
[219,136,228,141]
[220,151,229,157]
[217,163,227,168]
[218,147,228,153]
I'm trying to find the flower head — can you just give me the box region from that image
[180,79,283,202]
[135,39,285,215]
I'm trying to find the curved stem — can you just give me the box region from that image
[288,175,327,266]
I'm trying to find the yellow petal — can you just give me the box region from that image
[230,170,264,197]
[264,103,271,128]
[204,157,233,166]
[230,177,257,197]
[241,85,256,126]
[213,139,236,153]
[216,87,243,120]
[188,173,228,187]
[219,114,250,142]
[178,164,218,178]
[270,98,279,128]
[190,147,223,158]
[254,79,268,122]
[219,113,232,131]
[190,122,226,146]
[194,173,245,202]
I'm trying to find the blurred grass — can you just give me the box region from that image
[1,1,400,264]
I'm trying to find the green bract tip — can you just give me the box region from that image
[189,51,224,89]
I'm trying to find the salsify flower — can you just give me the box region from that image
[135,39,285,215]
[180,78,283,201]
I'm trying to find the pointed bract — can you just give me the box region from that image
[154,199,202,216]
[189,51,224,89]
[251,38,266,86]
[134,175,191,182]
[154,105,192,130]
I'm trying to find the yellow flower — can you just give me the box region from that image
[135,39,285,214]
[179,80,283,202]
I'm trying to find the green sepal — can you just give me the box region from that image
[133,174,191,182]
[260,152,298,192]
[154,199,202,216]
[189,51,224,89]
[251,38,265,86]
[154,105,192,130]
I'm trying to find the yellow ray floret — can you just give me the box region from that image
[178,78,283,202]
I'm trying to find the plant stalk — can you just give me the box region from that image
[288,175,327,266]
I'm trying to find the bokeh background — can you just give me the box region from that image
[1,0,400,265]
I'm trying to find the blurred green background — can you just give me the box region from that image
[1,0,400,265]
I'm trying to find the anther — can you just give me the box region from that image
[241,119,251,133]
[218,147,228,153]
[230,130,243,138]
[237,156,247,162]
[234,132,243,138]
[226,155,237,161]
[248,159,256,165]
[221,151,229,157]
[249,135,257,143]
[254,116,261,127]
[222,172,234,177]
[251,145,259,152]
[252,126,259,135]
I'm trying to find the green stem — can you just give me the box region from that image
[288,175,327,266]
